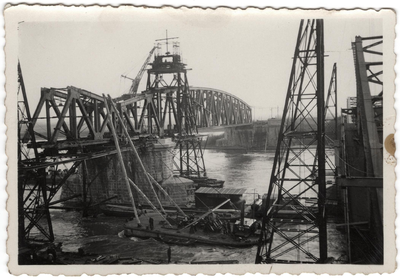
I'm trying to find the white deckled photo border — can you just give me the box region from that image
[3,4,397,275]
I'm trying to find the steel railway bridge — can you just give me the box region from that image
[18,20,382,265]
[17,40,252,244]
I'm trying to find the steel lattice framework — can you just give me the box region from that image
[18,62,54,243]
[348,35,383,263]
[142,43,206,177]
[18,81,127,243]
[18,40,254,243]
[352,36,383,178]
[189,87,252,128]
[256,19,327,264]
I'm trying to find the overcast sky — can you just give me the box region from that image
[18,8,382,120]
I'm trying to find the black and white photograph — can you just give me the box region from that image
[4,5,396,275]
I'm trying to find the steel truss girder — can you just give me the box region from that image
[19,47,254,243]
[23,86,252,149]
[22,86,146,145]
[352,36,383,177]
[189,87,252,128]
[349,35,383,264]
[256,19,327,264]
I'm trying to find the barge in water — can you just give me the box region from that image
[123,199,260,248]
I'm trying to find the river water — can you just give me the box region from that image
[40,149,345,264]
[203,149,274,203]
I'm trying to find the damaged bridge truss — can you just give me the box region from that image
[17,40,253,244]
[17,82,186,243]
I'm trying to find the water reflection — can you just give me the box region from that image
[203,149,275,202]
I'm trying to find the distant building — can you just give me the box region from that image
[347,97,357,123]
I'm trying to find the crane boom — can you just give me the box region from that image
[129,46,156,96]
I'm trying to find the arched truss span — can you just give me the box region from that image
[189,87,252,128]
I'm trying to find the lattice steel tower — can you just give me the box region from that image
[256,19,327,263]
[144,35,206,177]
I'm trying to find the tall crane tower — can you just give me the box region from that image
[139,33,206,177]
[123,46,157,96]
[256,19,327,264]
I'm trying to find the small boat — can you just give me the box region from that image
[201,179,225,188]
[182,176,225,189]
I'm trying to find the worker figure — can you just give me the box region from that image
[222,222,227,234]
[226,221,231,234]
[149,217,154,230]
[167,246,172,264]
[46,246,57,264]
[223,221,227,234]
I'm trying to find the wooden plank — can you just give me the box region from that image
[102,95,141,226]
[147,172,188,218]
[128,179,172,227]
[107,95,166,214]
[179,199,231,231]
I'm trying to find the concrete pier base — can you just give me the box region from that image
[61,138,196,208]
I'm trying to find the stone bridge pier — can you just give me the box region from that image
[61,138,195,209]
